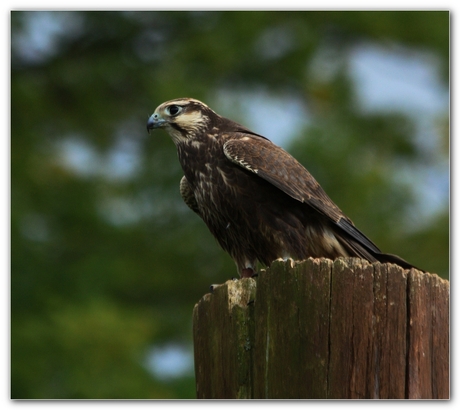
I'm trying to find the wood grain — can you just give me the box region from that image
[192,258,449,399]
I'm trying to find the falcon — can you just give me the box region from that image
[147,98,421,277]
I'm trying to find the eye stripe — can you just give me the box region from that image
[170,123,185,132]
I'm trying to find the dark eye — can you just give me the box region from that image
[167,105,182,116]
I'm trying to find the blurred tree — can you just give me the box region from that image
[11,11,449,399]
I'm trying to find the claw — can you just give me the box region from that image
[276,256,296,268]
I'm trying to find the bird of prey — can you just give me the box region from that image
[147,98,421,277]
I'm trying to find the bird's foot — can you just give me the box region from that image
[210,284,222,292]
[275,257,296,268]
[241,267,255,278]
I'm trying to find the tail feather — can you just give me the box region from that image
[335,231,423,272]
[373,252,424,272]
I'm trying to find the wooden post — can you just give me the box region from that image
[192,258,449,399]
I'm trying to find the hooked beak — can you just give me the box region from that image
[147,114,167,133]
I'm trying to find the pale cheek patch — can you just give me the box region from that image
[176,111,209,134]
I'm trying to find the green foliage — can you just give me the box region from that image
[11,11,449,399]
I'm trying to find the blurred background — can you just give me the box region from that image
[11,11,449,399]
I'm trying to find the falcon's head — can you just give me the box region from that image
[147,98,216,144]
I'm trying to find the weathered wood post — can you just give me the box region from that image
[192,258,449,399]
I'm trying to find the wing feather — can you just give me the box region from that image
[223,134,382,254]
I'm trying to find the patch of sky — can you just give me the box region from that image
[145,344,194,380]
[12,11,83,65]
[348,42,449,226]
[212,88,309,148]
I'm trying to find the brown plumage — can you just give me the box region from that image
[147,97,421,277]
